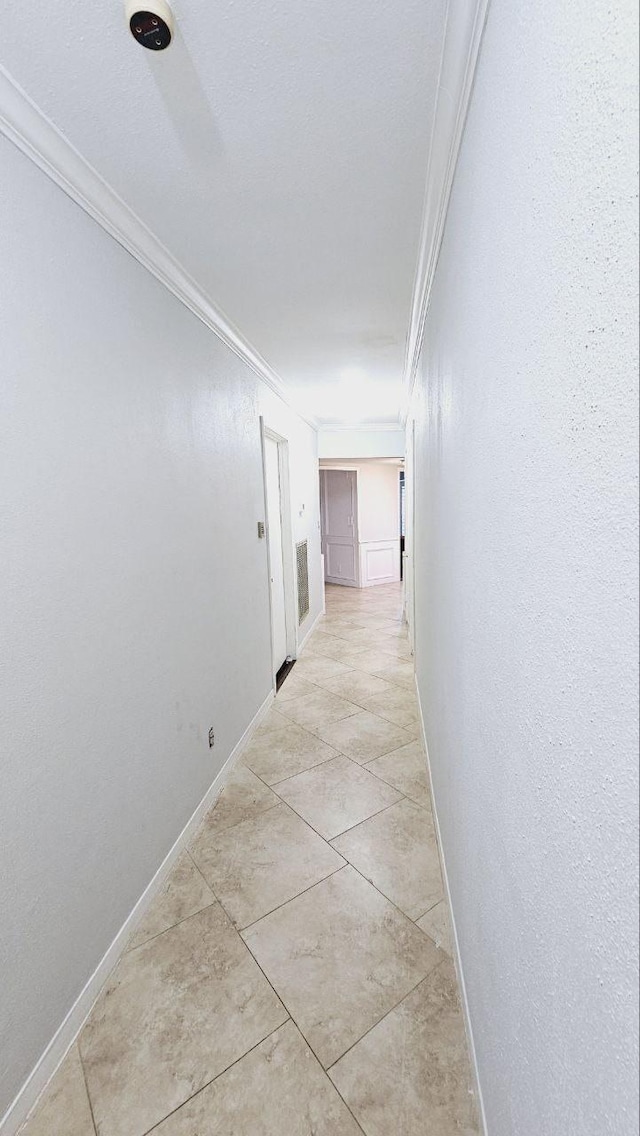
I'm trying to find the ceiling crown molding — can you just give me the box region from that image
[0,65,317,427]
[400,0,490,425]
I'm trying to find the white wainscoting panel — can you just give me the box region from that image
[359,540,401,587]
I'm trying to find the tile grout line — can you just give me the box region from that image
[331,846,446,945]
[124,897,220,954]
[413,894,449,925]
[325,956,453,1078]
[185,846,217,894]
[245,742,346,787]
[76,1044,99,1136]
[268,747,382,788]
[242,757,426,862]
[234,859,347,933]
[266,772,409,843]
[227,807,446,1077]
[189,797,281,841]
[138,1020,291,1136]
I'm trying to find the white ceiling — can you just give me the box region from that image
[2,0,447,424]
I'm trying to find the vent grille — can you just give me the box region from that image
[296,540,310,625]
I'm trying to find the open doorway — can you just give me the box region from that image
[319,459,402,588]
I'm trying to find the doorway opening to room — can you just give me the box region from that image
[319,459,404,589]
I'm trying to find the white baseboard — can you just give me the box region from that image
[414,675,488,1135]
[1,688,275,1136]
[296,607,324,655]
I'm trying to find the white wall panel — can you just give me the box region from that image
[409,1,639,1131]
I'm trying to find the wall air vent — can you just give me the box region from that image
[296,540,310,625]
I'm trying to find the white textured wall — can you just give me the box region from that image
[318,428,405,459]
[409,0,639,1133]
[354,464,400,544]
[0,139,321,1119]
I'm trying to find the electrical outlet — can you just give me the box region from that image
[208,728,215,748]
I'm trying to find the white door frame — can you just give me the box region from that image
[260,418,298,688]
[404,419,416,654]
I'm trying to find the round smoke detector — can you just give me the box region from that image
[125,0,174,50]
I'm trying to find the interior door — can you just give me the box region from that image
[264,435,288,674]
[321,469,358,586]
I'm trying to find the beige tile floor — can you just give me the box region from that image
[20,583,478,1136]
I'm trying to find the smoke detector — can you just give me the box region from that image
[125,0,174,50]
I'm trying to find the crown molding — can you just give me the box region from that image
[0,65,317,429]
[400,0,490,425]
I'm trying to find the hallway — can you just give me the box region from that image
[1,0,637,1130]
[22,583,478,1136]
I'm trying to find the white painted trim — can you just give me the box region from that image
[358,539,401,587]
[400,0,490,424]
[261,422,298,677]
[414,675,488,1135]
[0,65,317,432]
[0,689,274,1136]
[296,607,324,655]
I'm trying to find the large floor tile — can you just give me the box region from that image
[313,711,415,764]
[378,625,409,643]
[304,631,356,660]
[127,852,216,951]
[361,686,419,728]
[275,673,322,703]
[319,670,398,707]
[274,755,402,839]
[195,764,279,836]
[243,867,443,1068]
[190,802,344,929]
[344,616,400,633]
[293,654,353,684]
[343,648,406,676]
[80,905,287,1136]
[331,798,443,920]
[152,1021,362,1136]
[277,689,361,731]
[417,900,454,957]
[21,1045,95,1136]
[256,707,296,735]
[328,627,384,649]
[318,618,361,637]
[371,661,415,689]
[311,646,393,673]
[366,741,431,807]
[376,638,412,660]
[242,721,337,784]
[329,961,479,1136]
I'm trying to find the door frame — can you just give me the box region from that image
[319,466,360,587]
[404,420,416,654]
[260,418,298,688]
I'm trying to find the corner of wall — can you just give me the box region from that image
[413,674,488,1136]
